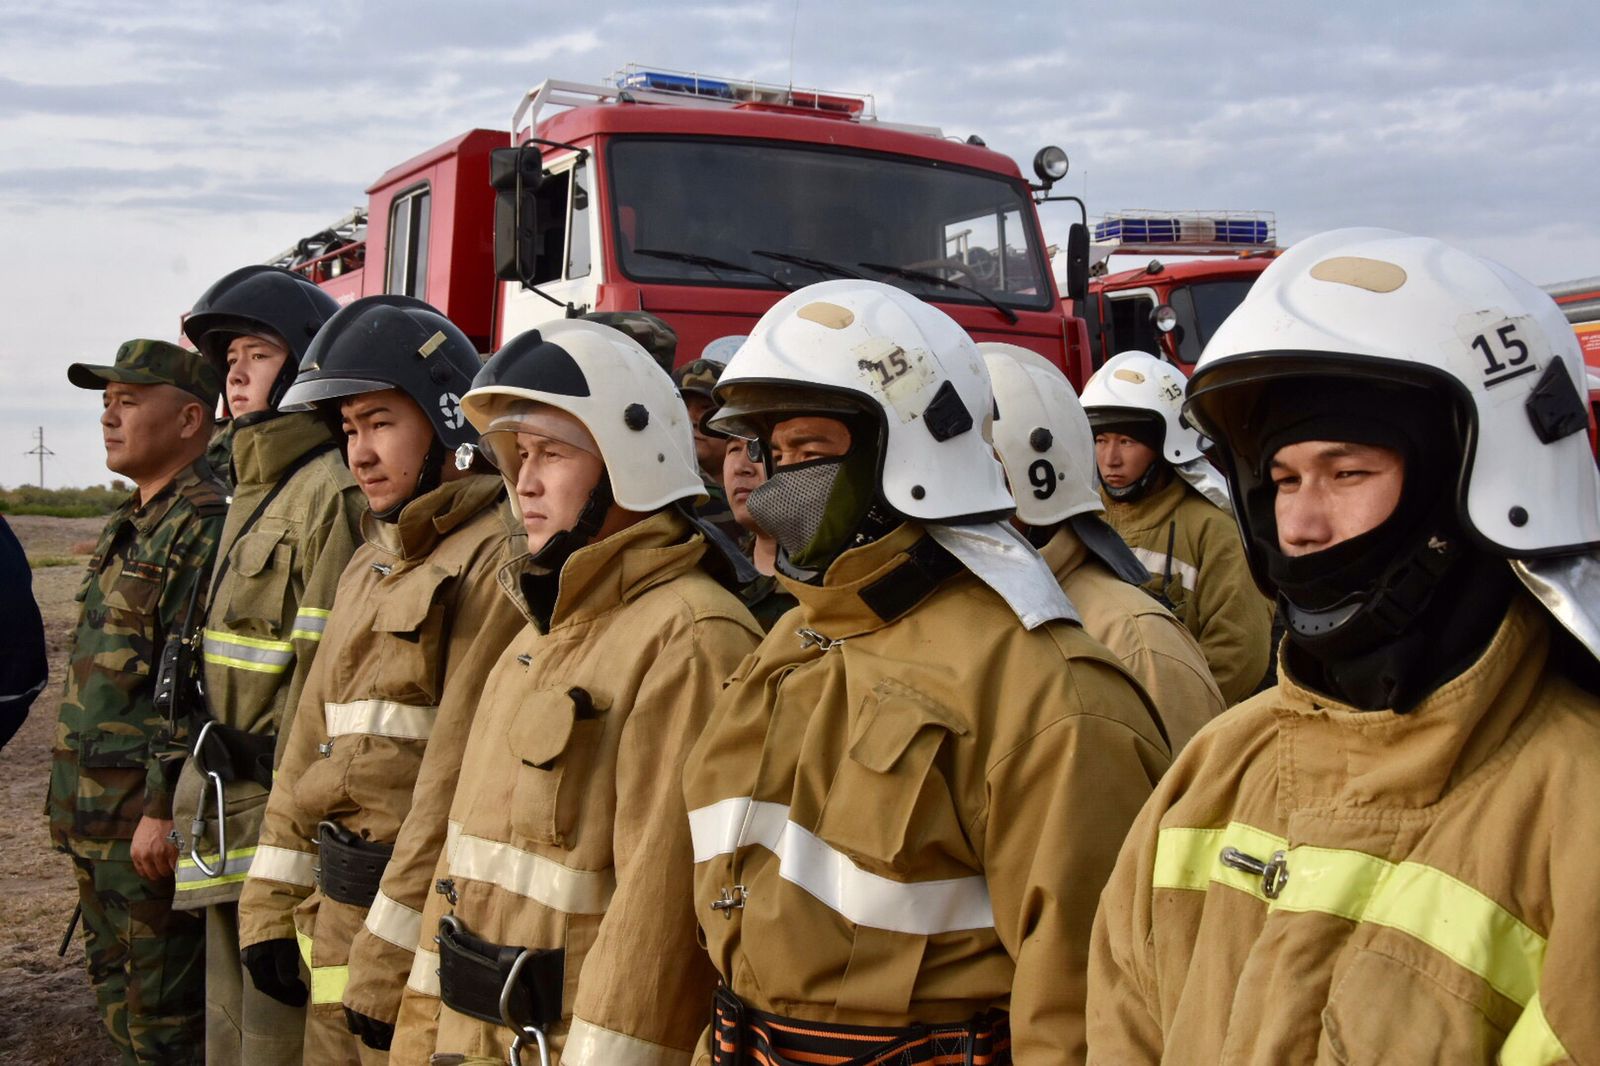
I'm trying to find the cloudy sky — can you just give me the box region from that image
[3,0,1596,488]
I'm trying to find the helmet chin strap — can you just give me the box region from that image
[371,438,449,524]
[1103,460,1166,503]
[528,474,614,571]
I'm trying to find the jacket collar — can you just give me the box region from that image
[502,509,706,631]
[231,412,336,485]
[1038,524,1088,584]
[1101,475,1190,533]
[362,475,505,561]
[780,523,939,642]
[1274,593,1548,808]
[125,457,210,537]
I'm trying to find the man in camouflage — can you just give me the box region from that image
[48,340,230,1065]
[673,357,745,544]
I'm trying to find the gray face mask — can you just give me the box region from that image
[746,456,846,564]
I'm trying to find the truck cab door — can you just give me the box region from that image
[497,155,601,341]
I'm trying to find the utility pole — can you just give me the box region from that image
[25,426,53,488]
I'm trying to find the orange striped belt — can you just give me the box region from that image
[711,986,1010,1066]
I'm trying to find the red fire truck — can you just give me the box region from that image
[269,66,1095,382]
[1076,210,1280,372]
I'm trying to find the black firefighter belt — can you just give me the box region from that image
[435,914,564,1031]
[711,986,1011,1066]
[315,821,394,908]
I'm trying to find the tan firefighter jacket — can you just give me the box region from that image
[1086,593,1600,1065]
[683,522,1171,1066]
[237,475,524,1022]
[1041,525,1225,753]
[172,412,365,909]
[389,511,761,1066]
[1100,477,1273,704]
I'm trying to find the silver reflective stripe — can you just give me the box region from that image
[445,820,614,914]
[564,1017,691,1066]
[290,608,331,641]
[325,699,436,741]
[365,890,422,950]
[1129,547,1200,591]
[249,845,316,887]
[202,630,295,671]
[688,798,995,935]
[406,946,441,996]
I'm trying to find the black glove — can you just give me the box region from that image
[241,939,308,1007]
[344,1007,395,1051]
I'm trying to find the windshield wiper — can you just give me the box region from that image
[750,249,864,279]
[858,261,1020,324]
[633,248,793,290]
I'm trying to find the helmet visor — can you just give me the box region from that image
[278,376,392,413]
[476,402,601,475]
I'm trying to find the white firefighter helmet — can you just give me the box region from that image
[1184,227,1600,659]
[980,343,1102,527]
[709,279,1013,523]
[1185,227,1600,558]
[1080,350,1205,465]
[462,319,702,512]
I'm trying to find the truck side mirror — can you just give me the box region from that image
[490,145,544,284]
[1063,222,1090,306]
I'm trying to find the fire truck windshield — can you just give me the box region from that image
[608,137,1053,310]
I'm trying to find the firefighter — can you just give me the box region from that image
[704,415,798,631]
[684,281,1170,1065]
[982,343,1224,751]
[51,340,228,1065]
[170,264,366,1066]
[1086,229,1600,1063]
[672,357,745,545]
[235,296,524,1064]
[1081,349,1273,702]
[388,320,761,1065]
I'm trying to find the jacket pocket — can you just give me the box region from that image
[370,563,455,706]
[76,730,151,839]
[222,528,294,636]
[507,687,605,849]
[1319,948,1505,1064]
[815,681,969,876]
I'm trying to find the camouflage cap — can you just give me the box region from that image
[68,339,222,408]
[672,358,727,399]
[579,311,677,373]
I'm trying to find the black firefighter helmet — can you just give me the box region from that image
[183,265,341,415]
[278,295,482,453]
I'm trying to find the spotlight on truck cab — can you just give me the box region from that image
[1033,145,1069,186]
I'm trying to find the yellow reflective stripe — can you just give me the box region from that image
[295,929,349,1006]
[1153,824,1554,1014]
[202,653,289,675]
[1153,823,1287,900]
[1500,993,1570,1065]
[289,629,323,642]
[297,607,332,618]
[203,629,294,652]
[174,846,257,891]
[291,607,331,642]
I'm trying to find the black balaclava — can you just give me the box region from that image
[519,473,616,631]
[744,413,899,584]
[1096,415,1169,502]
[1248,379,1514,712]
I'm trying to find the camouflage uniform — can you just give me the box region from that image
[50,340,228,1066]
[207,418,237,491]
[580,310,677,374]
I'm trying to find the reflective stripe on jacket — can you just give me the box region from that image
[1100,477,1273,704]
[237,475,524,1026]
[1041,524,1225,753]
[1087,593,1598,1064]
[172,412,364,908]
[684,522,1171,1066]
[389,510,761,1066]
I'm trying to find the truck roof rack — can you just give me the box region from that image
[1091,210,1278,257]
[510,65,942,140]
[266,207,368,280]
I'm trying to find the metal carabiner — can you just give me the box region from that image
[188,721,229,878]
[1220,846,1290,900]
[501,948,552,1066]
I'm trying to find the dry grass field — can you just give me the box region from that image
[2,514,122,1063]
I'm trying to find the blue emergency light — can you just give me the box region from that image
[617,70,735,100]
[1094,214,1273,247]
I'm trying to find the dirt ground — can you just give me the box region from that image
[2,514,123,1063]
